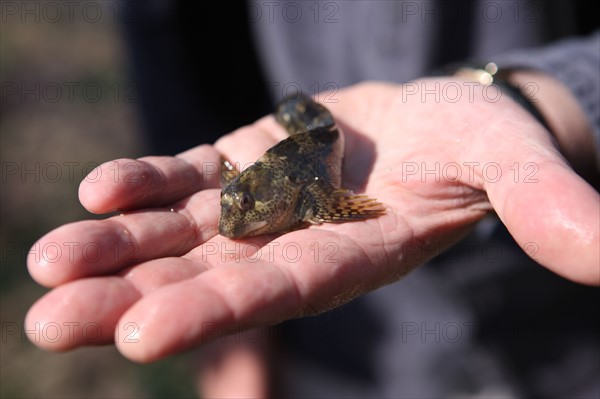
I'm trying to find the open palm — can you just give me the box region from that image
[26,81,598,362]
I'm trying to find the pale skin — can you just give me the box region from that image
[26,76,598,395]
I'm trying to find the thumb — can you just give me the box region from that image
[486,156,599,285]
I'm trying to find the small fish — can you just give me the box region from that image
[219,93,384,238]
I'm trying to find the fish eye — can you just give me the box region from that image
[237,192,254,211]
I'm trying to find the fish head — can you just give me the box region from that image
[218,163,297,238]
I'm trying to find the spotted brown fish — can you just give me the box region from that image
[219,93,384,238]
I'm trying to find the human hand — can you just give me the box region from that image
[26,80,599,362]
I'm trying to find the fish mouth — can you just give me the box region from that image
[220,220,269,238]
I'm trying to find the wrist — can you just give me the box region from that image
[506,69,599,185]
[444,63,598,185]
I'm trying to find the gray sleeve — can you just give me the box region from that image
[492,31,600,148]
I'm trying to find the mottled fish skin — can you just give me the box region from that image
[219,93,384,238]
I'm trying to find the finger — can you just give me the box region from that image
[115,228,394,363]
[26,256,209,351]
[121,257,206,295]
[115,262,294,363]
[197,328,271,399]
[214,117,286,170]
[487,158,599,285]
[79,145,221,214]
[25,277,140,351]
[28,189,221,287]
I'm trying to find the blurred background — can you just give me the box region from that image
[1,2,197,397]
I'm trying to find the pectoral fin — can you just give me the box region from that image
[300,180,385,224]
